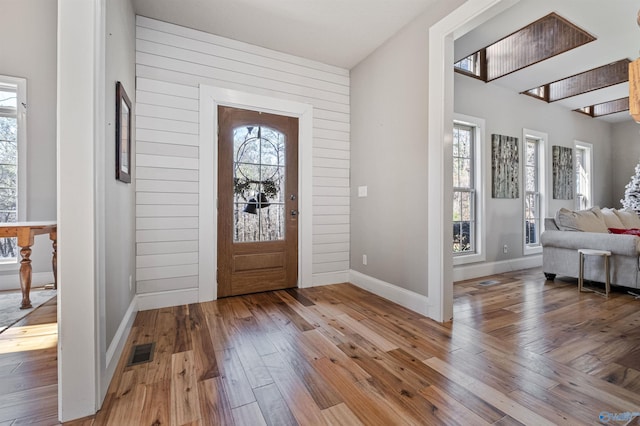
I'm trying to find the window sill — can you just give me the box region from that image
[524,245,542,256]
[453,252,486,266]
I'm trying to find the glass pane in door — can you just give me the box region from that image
[233,125,286,242]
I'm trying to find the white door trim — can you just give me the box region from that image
[428,0,518,322]
[199,85,313,301]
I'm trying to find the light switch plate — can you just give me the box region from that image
[358,186,368,197]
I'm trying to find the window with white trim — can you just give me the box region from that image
[575,141,593,210]
[0,76,26,263]
[523,129,547,255]
[453,114,485,265]
[524,138,540,246]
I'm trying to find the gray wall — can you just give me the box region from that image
[0,0,57,278]
[350,0,465,296]
[454,73,614,261]
[105,0,136,346]
[351,0,619,295]
[612,120,640,208]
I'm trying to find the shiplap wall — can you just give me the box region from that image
[135,16,350,295]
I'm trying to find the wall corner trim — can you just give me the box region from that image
[348,270,430,318]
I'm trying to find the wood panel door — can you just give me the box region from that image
[217,106,299,297]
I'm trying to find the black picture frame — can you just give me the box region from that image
[115,81,132,183]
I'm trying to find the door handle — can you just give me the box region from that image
[291,209,299,216]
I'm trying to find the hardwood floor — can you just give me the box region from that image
[3,269,640,425]
[0,296,58,425]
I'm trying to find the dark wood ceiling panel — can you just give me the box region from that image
[593,97,629,117]
[575,97,629,118]
[548,59,629,101]
[574,98,629,117]
[485,13,595,81]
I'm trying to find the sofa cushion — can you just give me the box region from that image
[614,209,640,229]
[601,208,626,229]
[544,217,560,231]
[554,207,608,233]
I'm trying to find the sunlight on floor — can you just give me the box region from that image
[0,322,58,354]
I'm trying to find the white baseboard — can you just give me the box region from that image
[136,288,199,311]
[348,270,430,317]
[453,255,543,282]
[310,271,350,287]
[104,297,138,396]
[0,271,55,291]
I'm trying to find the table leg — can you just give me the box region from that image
[604,255,610,297]
[50,231,57,289]
[19,246,33,309]
[578,252,584,292]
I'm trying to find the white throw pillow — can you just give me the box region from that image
[614,208,640,229]
[554,206,608,233]
[601,208,625,229]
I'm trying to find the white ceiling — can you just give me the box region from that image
[132,0,439,70]
[455,0,640,123]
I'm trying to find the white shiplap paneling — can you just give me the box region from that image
[136,192,198,205]
[136,252,198,268]
[136,179,198,193]
[136,229,199,243]
[136,167,198,181]
[137,240,199,255]
[135,16,350,298]
[136,142,198,158]
[137,204,198,217]
[136,153,198,170]
[136,216,198,230]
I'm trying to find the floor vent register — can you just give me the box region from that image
[126,342,155,366]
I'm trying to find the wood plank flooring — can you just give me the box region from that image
[3,268,640,425]
[69,269,640,425]
[0,295,58,425]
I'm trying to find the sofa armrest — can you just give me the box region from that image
[541,230,640,257]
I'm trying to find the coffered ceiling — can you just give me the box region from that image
[455,0,640,123]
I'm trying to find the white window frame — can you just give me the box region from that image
[574,140,593,211]
[523,129,546,256]
[0,75,27,269]
[453,113,485,266]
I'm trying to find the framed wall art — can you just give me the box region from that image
[552,145,573,199]
[491,134,519,198]
[115,81,132,183]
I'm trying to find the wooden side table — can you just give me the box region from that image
[578,248,611,297]
[0,221,57,309]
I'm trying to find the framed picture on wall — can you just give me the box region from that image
[491,134,519,198]
[115,81,132,183]
[552,145,573,199]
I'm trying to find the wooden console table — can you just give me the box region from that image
[0,222,57,309]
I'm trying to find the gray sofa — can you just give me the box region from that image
[541,208,640,289]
